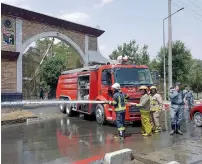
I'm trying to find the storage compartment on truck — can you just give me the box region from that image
[77,75,90,112]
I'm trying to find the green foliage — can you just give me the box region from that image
[189,59,202,99]
[155,40,192,83]
[109,39,150,65]
[40,54,67,88]
[23,37,83,98]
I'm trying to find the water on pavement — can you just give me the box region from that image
[1,113,202,164]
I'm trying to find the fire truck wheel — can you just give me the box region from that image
[59,98,66,113]
[95,104,106,125]
[66,104,73,117]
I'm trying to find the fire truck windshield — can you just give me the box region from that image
[114,68,153,86]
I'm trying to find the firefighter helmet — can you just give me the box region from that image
[150,86,157,90]
[139,85,148,91]
[112,83,121,90]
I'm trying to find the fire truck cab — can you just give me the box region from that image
[56,63,153,125]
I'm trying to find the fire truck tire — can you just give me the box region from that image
[95,104,106,125]
[59,98,66,113]
[65,104,74,117]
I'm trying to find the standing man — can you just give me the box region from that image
[150,86,163,133]
[169,82,186,135]
[40,87,44,100]
[108,83,128,138]
[186,87,194,122]
[186,87,194,110]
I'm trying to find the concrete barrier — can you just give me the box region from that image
[103,149,133,164]
[166,162,180,164]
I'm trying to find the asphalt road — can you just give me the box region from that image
[1,106,202,164]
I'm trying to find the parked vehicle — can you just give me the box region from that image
[56,63,153,125]
[190,103,202,127]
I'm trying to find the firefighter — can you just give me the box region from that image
[150,86,163,133]
[137,85,152,136]
[108,83,128,138]
[170,82,186,135]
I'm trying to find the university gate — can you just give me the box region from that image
[1,3,108,101]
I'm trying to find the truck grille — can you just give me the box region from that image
[129,105,140,113]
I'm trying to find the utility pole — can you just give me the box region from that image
[168,0,172,96]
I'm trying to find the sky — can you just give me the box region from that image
[2,0,202,59]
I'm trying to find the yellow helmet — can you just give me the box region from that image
[139,85,148,91]
[150,86,157,90]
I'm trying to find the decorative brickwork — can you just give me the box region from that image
[22,20,86,53]
[1,59,17,92]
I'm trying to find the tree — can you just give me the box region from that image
[109,39,150,65]
[40,54,67,91]
[155,40,192,83]
[22,37,83,98]
[189,59,202,99]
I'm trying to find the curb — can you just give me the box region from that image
[103,149,134,164]
[1,116,38,125]
[101,149,181,164]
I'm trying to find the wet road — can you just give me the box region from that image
[2,110,202,164]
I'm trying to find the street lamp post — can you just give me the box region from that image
[163,7,184,101]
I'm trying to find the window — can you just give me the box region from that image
[114,68,153,86]
[102,69,112,86]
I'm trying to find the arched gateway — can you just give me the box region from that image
[1,3,108,101]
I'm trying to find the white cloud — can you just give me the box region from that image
[94,0,114,8]
[102,0,114,5]
[60,12,90,24]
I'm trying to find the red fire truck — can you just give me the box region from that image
[56,63,153,125]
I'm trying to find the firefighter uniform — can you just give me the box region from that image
[170,82,186,135]
[109,83,128,138]
[137,86,152,136]
[186,90,194,111]
[150,86,163,133]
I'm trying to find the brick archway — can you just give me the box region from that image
[21,31,86,63]
[1,3,108,101]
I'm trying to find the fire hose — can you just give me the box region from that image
[1,100,138,107]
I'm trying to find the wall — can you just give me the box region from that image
[1,59,17,92]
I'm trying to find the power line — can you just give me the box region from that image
[188,0,202,11]
[178,0,202,17]
[173,0,202,22]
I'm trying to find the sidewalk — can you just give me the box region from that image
[1,110,37,125]
[133,138,202,164]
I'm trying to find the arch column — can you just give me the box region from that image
[16,18,23,93]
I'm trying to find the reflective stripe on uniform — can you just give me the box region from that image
[124,94,129,103]
[150,95,161,111]
[118,127,125,131]
[115,96,126,112]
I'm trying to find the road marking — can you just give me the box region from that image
[73,155,103,164]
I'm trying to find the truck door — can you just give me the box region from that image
[101,69,113,100]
